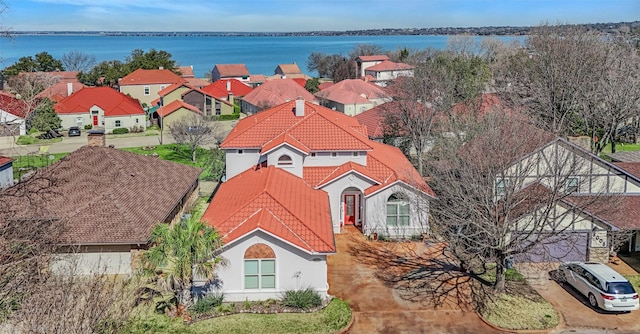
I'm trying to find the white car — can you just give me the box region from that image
[559,262,639,312]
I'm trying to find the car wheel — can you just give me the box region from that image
[588,293,598,308]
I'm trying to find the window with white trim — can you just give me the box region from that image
[114,120,121,127]
[144,86,150,95]
[566,177,579,193]
[386,194,409,226]
[244,259,275,289]
[277,155,293,167]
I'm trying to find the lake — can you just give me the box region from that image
[0,34,520,78]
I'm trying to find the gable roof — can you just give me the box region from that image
[365,60,414,72]
[0,156,11,166]
[354,101,396,139]
[242,79,317,108]
[202,166,335,253]
[119,69,187,86]
[179,66,195,78]
[201,79,253,98]
[275,63,302,75]
[356,55,390,62]
[213,64,250,78]
[54,87,145,117]
[4,146,201,245]
[0,94,28,118]
[221,100,371,151]
[185,77,210,88]
[316,79,388,105]
[157,82,192,97]
[157,100,202,117]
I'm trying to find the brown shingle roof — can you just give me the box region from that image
[5,146,201,245]
[214,64,250,78]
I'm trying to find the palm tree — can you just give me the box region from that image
[144,217,226,308]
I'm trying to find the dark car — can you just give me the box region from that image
[68,126,81,137]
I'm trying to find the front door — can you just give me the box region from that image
[343,194,356,225]
[92,115,98,126]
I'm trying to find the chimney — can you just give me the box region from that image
[159,66,164,70]
[87,129,106,147]
[295,98,305,117]
[67,82,73,96]
[226,80,231,92]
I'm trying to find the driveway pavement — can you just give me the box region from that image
[327,226,502,334]
[523,262,640,334]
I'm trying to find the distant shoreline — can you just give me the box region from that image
[8,21,638,37]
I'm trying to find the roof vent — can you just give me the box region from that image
[295,98,305,117]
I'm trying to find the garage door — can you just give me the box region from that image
[512,232,588,263]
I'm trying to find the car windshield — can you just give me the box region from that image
[606,282,636,294]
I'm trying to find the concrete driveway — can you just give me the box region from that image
[525,262,640,334]
[327,227,502,334]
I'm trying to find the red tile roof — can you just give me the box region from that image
[202,166,335,253]
[318,82,334,91]
[54,87,145,117]
[5,146,201,245]
[354,103,388,138]
[221,100,372,151]
[292,78,307,87]
[157,100,202,117]
[158,83,192,97]
[36,81,86,102]
[179,66,195,78]
[0,156,12,166]
[201,79,253,98]
[119,69,187,86]
[315,79,388,105]
[213,64,250,78]
[186,78,210,88]
[365,60,414,72]
[0,94,28,118]
[452,93,509,115]
[356,55,390,62]
[242,79,317,108]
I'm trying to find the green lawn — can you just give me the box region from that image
[122,298,351,334]
[601,142,640,154]
[11,153,69,179]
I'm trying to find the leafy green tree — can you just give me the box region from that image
[3,52,64,77]
[304,77,321,94]
[125,48,179,73]
[28,98,61,132]
[78,60,126,87]
[144,217,226,308]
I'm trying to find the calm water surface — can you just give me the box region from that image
[0,35,520,77]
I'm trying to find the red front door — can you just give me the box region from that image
[343,194,356,225]
[92,115,98,126]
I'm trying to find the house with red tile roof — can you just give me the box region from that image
[201,79,253,101]
[36,81,86,102]
[241,78,318,115]
[0,156,13,188]
[355,55,390,78]
[364,60,414,87]
[155,100,203,129]
[0,93,28,136]
[315,79,390,116]
[152,82,234,125]
[119,68,187,106]
[55,87,146,133]
[201,99,433,301]
[211,64,251,83]
[3,134,201,275]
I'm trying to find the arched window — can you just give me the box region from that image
[244,244,276,289]
[277,155,293,167]
[386,194,410,226]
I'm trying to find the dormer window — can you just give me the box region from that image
[277,155,293,167]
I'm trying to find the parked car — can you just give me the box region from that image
[68,126,81,137]
[559,262,639,312]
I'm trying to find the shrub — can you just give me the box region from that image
[189,294,224,314]
[129,125,144,133]
[84,124,93,130]
[16,135,38,145]
[281,288,322,310]
[112,128,129,134]
[216,112,240,121]
[505,268,525,282]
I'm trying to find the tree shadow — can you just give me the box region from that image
[346,235,493,312]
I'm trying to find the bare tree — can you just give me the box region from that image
[168,113,218,162]
[61,50,96,73]
[426,110,619,292]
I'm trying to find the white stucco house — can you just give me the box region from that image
[201,99,434,301]
[54,87,146,133]
[0,93,27,136]
[364,60,414,87]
